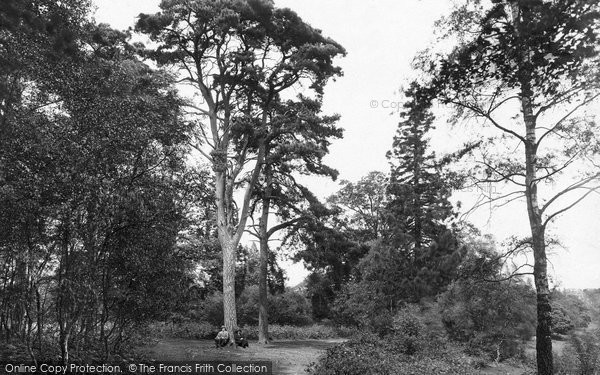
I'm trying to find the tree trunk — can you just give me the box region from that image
[214,156,239,345]
[258,169,273,345]
[258,235,269,344]
[221,238,238,346]
[60,331,70,365]
[36,288,42,354]
[522,91,553,375]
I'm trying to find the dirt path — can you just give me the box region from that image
[137,338,345,375]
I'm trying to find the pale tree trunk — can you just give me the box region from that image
[522,90,553,375]
[215,166,238,346]
[221,238,238,345]
[212,129,266,346]
[257,168,273,344]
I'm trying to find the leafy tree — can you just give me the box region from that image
[0,0,92,361]
[293,216,369,319]
[135,0,345,338]
[0,9,195,362]
[327,171,389,243]
[293,171,387,319]
[413,1,600,372]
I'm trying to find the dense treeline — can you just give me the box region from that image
[0,0,208,362]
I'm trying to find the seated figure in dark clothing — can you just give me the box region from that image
[214,326,229,348]
[234,328,249,348]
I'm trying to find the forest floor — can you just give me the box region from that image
[138,337,534,375]
[136,338,345,375]
[137,321,600,375]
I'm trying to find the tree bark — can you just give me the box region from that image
[522,90,553,375]
[511,1,553,371]
[221,238,238,344]
[258,167,273,345]
[213,139,238,344]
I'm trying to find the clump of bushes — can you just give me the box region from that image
[197,287,313,327]
[308,308,480,375]
[437,279,536,361]
[146,321,217,340]
[551,290,592,336]
[243,324,350,340]
[149,286,321,340]
[237,286,313,326]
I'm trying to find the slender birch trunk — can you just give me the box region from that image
[522,89,553,375]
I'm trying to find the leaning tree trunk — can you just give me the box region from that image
[522,89,553,375]
[257,169,273,344]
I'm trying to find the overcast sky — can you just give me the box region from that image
[93,0,600,289]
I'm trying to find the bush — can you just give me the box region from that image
[309,304,482,374]
[308,330,479,375]
[307,331,396,375]
[551,307,575,336]
[242,324,345,340]
[438,279,536,361]
[229,286,313,326]
[331,281,394,334]
[551,290,592,336]
[146,321,217,340]
[198,292,225,326]
[269,289,313,325]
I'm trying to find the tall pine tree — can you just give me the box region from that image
[384,87,465,301]
[386,86,455,250]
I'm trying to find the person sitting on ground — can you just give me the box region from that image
[214,325,229,348]
[234,328,249,348]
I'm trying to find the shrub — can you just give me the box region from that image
[551,307,575,336]
[308,330,479,375]
[331,281,394,334]
[269,288,313,326]
[438,279,536,360]
[551,290,592,336]
[235,286,313,326]
[197,292,224,326]
[307,331,397,375]
[242,324,341,340]
[146,321,217,340]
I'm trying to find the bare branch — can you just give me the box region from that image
[449,100,527,142]
[543,185,600,228]
[536,92,600,149]
[540,173,600,214]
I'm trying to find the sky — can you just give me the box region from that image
[92,0,600,289]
